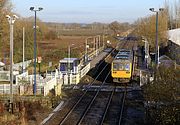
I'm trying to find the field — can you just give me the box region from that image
[39,36,87,59]
[30,36,88,72]
[0,34,118,124]
[36,35,115,71]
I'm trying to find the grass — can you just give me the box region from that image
[27,35,118,74]
[0,95,54,125]
[38,36,87,61]
[25,36,87,74]
[0,113,20,125]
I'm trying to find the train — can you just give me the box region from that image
[111,49,134,83]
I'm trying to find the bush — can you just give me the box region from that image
[144,65,180,124]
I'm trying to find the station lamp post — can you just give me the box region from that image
[98,35,101,50]
[6,14,18,113]
[95,37,99,56]
[107,40,111,48]
[95,35,101,55]
[68,44,74,85]
[149,8,164,68]
[85,37,92,63]
[30,7,43,95]
[142,38,149,68]
[85,44,90,63]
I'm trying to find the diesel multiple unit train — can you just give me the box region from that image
[111,49,134,83]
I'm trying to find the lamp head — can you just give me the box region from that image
[159,8,164,11]
[141,36,145,41]
[13,15,19,19]
[6,15,11,19]
[86,45,89,48]
[149,8,154,12]
[38,7,43,11]
[30,7,34,11]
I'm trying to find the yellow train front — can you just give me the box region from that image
[111,49,133,83]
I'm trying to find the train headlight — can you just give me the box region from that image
[125,64,130,70]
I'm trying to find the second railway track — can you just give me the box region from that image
[60,72,127,125]
[59,50,113,125]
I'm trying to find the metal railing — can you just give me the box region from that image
[0,71,10,81]
[0,84,18,95]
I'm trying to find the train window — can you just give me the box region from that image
[116,55,129,59]
[119,64,123,70]
[113,63,118,71]
[125,64,130,70]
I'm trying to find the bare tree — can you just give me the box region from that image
[0,0,10,60]
[109,21,120,35]
[144,66,180,124]
[134,6,168,50]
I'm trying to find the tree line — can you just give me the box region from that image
[1,0,180,63]
[134,0,180,49]
[144,65,180,124]
[0,0,55,63]
[108,0,180,51]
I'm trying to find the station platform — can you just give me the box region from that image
[90,48,112,69]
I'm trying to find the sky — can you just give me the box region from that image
[11,0,167,23]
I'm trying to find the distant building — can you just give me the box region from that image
[168,28,180,46]
[167,29,180,64]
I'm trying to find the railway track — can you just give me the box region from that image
[75,72,111,125]
[59,72,127,125]
[43,39,138,125]
[58,48,114,125]
[59,74,128,125]
[43,49,115,125]
[100,88,126,125]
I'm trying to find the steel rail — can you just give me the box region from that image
[118,89,127,125]
[99,86,116,125]
[59,50,114,125]
[77,71,111,125]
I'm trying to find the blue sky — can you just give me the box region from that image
[11,0,167,23]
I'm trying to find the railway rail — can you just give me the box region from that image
[60,72,127,125]
[101,88,126,125]
[43,39,138,125]
[58,48,115,125]
[43,48,115,125]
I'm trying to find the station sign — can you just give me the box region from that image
[37,56,42,63]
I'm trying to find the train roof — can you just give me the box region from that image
[119,49,131,52]
[118,51,130,55]
[115,55,130,59]
[115,49,132,60]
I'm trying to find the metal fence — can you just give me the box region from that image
[13,60,32,70]
[0,71,10,81]
[0,84,18,95]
